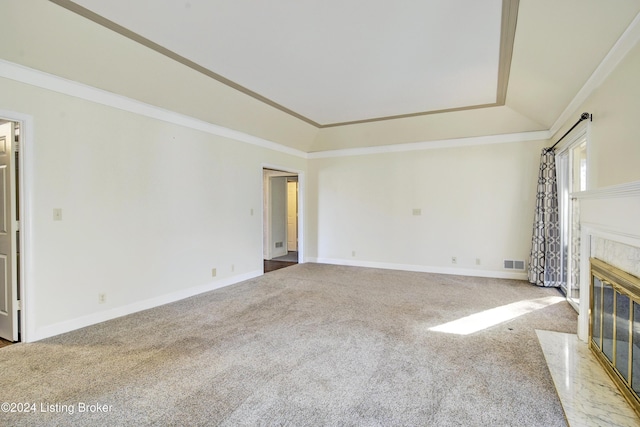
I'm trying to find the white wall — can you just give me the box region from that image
[307,140,546,278]
[312,105,546,151]
[0,76,306,341]
[550,41,640,339]
[553,40,640,188]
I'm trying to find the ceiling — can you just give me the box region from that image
[49,0,640,137]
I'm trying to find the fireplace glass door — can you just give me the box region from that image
[590,258,640,416]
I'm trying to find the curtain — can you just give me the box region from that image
[528,148,561,287]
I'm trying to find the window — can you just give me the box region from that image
[556,126,588,309]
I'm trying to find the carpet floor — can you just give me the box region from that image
[0,264,576,426]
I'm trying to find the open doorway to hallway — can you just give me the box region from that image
[263,168,298,273]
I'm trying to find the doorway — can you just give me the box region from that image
[263,168,299,273]
[556,127,588,311]
[0,118,23,343]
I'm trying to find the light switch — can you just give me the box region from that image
[412,208,422,216]
[53,208,62,221]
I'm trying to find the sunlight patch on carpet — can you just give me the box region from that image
[429,296,566,335]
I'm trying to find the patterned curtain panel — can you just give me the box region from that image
[528,149,561,287]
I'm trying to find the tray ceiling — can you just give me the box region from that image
[52,0,511,127]
[47,0,640,143]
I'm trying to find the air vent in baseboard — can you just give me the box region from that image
[504,259,526,270]
[275,242,283,248]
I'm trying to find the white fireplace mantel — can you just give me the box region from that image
[574,180,640,340]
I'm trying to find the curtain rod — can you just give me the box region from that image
[546,112,592,152]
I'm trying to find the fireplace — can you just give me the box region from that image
[589,257,640,417]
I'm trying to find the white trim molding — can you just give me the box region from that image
[307,257,528,281]
[0,59,555,161]
[31,270,262,342]
[3,4,640,162]
[550,11,640,137]
[0,59,308,159]
[261,162,306,266]
[0,57,552,159]
[308,130,551,159]
[573,180,640,200]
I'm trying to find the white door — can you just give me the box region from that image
[287,181,297,251]
[557,136,587,308]
[0,122,17,341]
[270,177,288,258]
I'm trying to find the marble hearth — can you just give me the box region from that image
[539,180,640,425]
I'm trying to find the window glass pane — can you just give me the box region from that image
[572,140,587,192]
[592,276,602,348]
[616,292,630,380]
[557,136,587,305]
[603,282,614,362]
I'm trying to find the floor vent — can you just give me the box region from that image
[504,259,526,270]
[275,242,284,248]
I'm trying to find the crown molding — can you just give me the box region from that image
[549,11,640,138]
[10,11,640,163]
[6,6,639,157]
[0,59,554,160]
[0,59,309,159]
[308,130,551,159]
[573,180,640,200]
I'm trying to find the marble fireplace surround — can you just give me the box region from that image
[575,180,640,341]
[542,180,640,425]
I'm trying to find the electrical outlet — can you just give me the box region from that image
[231,264,235,272]
[476,258,481,265]
[211,268,217,277]
[451,256,457,264]
[53,208,62,221]
[98,293,106,304]
[352,250,356,257]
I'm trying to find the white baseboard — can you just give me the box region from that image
[30,270,262,342]
[30,259,529,342]
[306,257,528,280]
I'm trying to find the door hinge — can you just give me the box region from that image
[16,300,22,310]
[15,221,19,231]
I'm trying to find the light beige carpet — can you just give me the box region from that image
[0,264,576,426]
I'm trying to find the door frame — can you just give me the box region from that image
[555,122,590,312]
[0,110,32,343]
[261,163,304,267]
